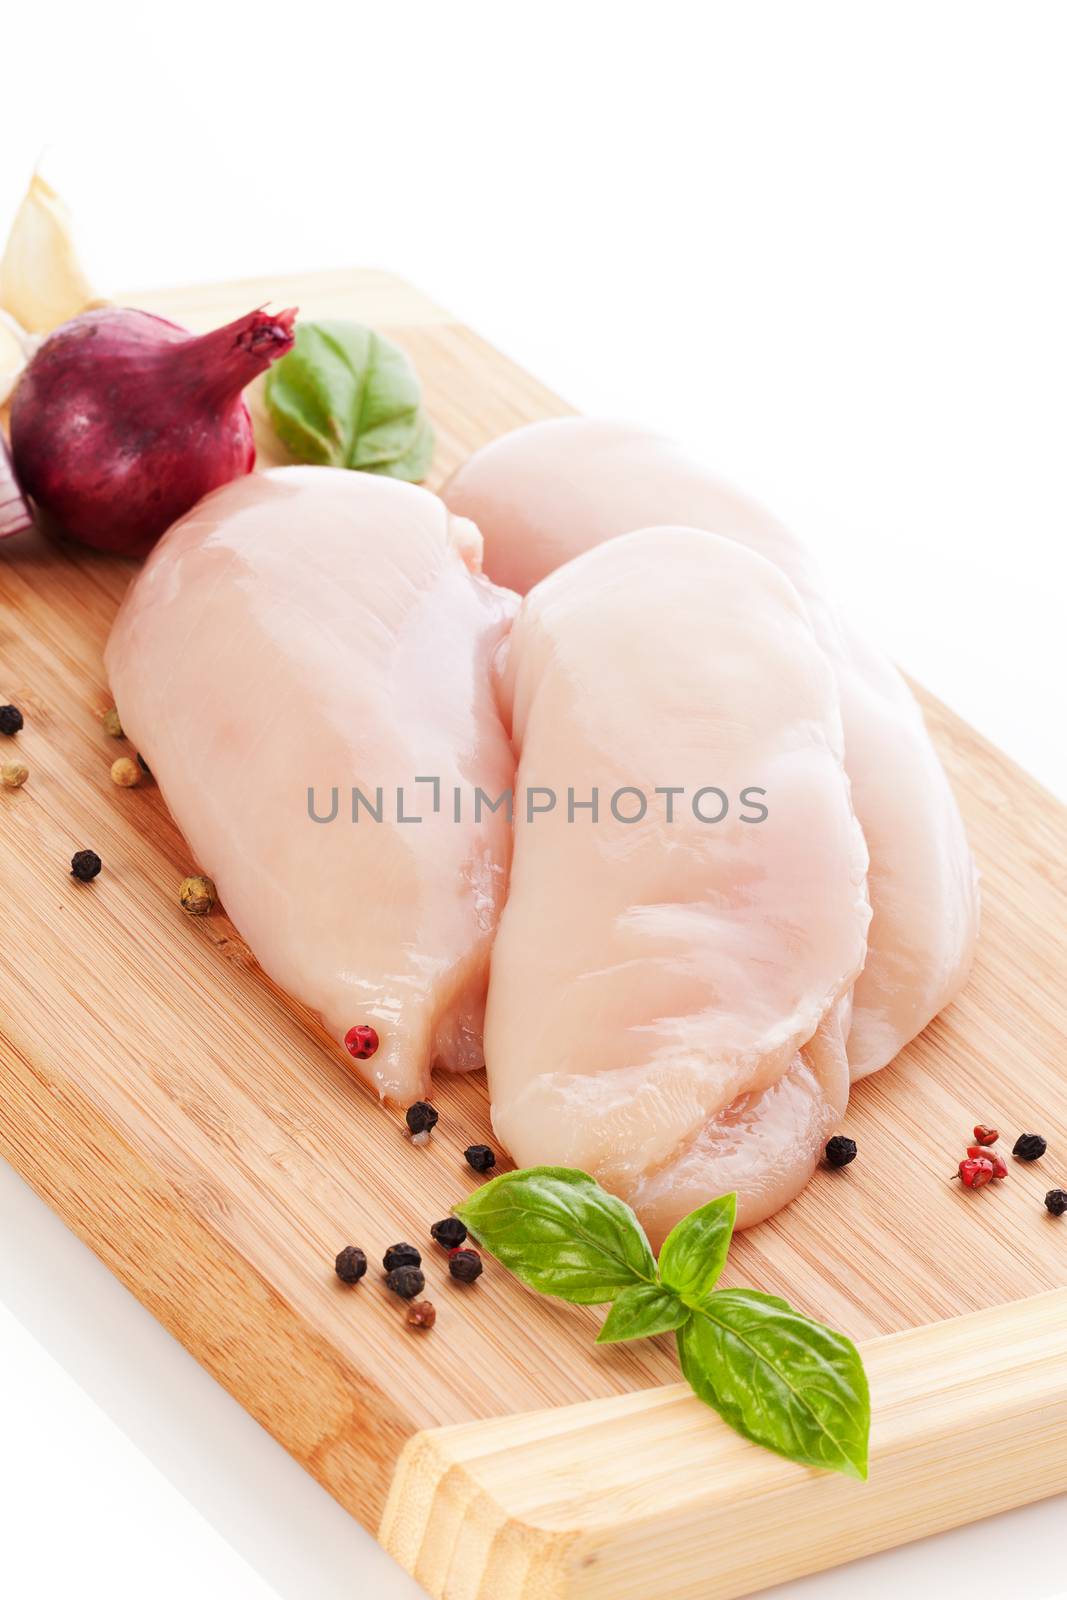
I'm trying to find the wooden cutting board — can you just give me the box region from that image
[1,269,1065,1600]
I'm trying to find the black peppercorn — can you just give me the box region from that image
[405,1101,439,1136]
[136,753,151,776]
[464,1144,496,1174]
[334,1245,367,1284]
[383,1242,421,1272]
[386,1264,425,1300]
[448,1247,483,1283]
[0,704,24,736]
[70,849,102,882]
[1013,1133,1047,1162]
[1044,1189,1067,1217]
[430,1217,468,1250]
[825,1135,857,1168]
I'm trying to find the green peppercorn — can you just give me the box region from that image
[334,1245,367,1283]
[101,707,123,738]
[448,1247,483,1284]
[1013,1133,1047,1162]
[71,849,102,882]
[824,1135,857,1168]
[386,1264,425,1300]
[430,1217,468,1250]
[179,875,216,916]
[383,1242,421,1272]
[1,760,28,789]
[464,1144,496,1174]
[0,705,24,736]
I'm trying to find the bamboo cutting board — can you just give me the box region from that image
[1,269,1065,1600]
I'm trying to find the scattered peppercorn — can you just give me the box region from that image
[344,1023,380,1061]
[405,1100,439,1136]
[966,1145,1008,1180]
[958,1156,995,1189]
[448,1247,483,1283]
[1044,1190,1067,1217]
[136,753,151,775]
[1,760,28,788]
[407,1299,436,1330]
[386,1264,425,1300]
[334,1245,368,1284]
[973,1125,998,1147]
[179,875,216,916]
[110,755,142,788]
[1013,1133,1047,1162]
[101,707,123,738]
[824,1135,857,1168]
[383,1242,421,1272]
[430,1217,468,1250]
[70,849,102,882]
[0,704,24,735]
[464,1144,496,1174]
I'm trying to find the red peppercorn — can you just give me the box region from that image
[973,1125,999,1146]
[968,1147,1008,1179]
[344,1024,379,1060]
[958,1156,995,1189]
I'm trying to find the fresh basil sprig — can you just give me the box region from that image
[455,1168,870,1481]
[264,319,434,481]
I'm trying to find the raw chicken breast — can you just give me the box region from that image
[486,527,870,1239]
[106,467,517,1102]
[445,419,978,1078]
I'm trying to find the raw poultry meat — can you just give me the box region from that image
[485,526,871,1238]
[106,467,517,1102]
[445,418,978,1078]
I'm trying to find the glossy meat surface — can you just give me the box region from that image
[485,527,870,1239]
[446,418,978,1077]
[106,467,516,1101]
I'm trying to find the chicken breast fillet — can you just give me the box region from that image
[486,527,870,1240]
[445,418,978,1078]
[106,467,517,1102]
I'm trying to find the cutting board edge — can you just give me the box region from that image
[380,1285,1067,1600]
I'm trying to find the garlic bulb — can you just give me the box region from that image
[0,173,96,335]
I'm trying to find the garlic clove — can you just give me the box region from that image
[0,173,96,335]
[0,312,26,405]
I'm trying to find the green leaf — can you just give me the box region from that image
[676,1288,870,1480]
[454,1167,657,1304]
[596,1283,690,1344]
[264,320,434,481]
[363,409,434,483]
[657,1192,736,1306]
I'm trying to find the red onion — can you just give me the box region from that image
[10,305,296,557]
[0,434,33,539]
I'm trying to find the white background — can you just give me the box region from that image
[2,3,1065,1597]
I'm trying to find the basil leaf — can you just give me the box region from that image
[455,1167,656,1304]
[596,1283,690,1344]
[677,1288,870,1479]
[264,320,433,480]
[657,1192,735,1306]
[363,408,434,483]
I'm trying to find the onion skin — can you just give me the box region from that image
[10,305,296,556]
[0,433,33,539]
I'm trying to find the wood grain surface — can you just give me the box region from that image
[1,269,1065,1578]
[383,1288,1067,1600]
